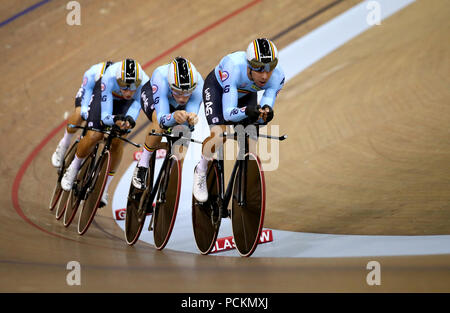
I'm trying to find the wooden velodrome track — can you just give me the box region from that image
[1,0,449,293]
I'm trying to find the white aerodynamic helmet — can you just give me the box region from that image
[246,38,279,72]
[168,56,199,94]
[116,59,143,90]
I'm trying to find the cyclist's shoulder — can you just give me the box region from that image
[101,61,120,80]
[273,63,285,78]
[220,51,246,67]
[151,64,169,84]
[268,66,285,87]
[217,51,246,83]
[83,62,104,81]
[140,70,150,86]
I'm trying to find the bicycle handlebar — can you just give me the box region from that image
[68,124,142,148]
[222,131,287,141]
[149,129,203,144]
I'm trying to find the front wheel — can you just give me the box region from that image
[77,150,111,235]
[192,160,221,255]
[153,154,182,250]
[125,151,157,246]
[231,153,265,257]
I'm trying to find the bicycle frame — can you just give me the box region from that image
[142,129,202,216]
[68,124,141,200]
[217,126,288,217]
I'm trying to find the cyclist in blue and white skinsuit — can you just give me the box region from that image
[193,38,285,203]
[51,61,113,168]
[61,59,149,207]
[131,56,203,190]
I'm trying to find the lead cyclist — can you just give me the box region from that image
[193,38,285,202]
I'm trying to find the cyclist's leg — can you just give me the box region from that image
[194,70,227,201]
[200,69,228,167]
[139,111,163,168]
[61,84,103,190]
[101,98,135,200]
[61,130,103,191]
[52,102,83,167]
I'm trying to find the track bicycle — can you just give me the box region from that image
[62,124,141,234]
[125,126,201,249]
[192,125,287,257]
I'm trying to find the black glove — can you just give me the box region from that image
[125,115,136,129]
[261,105,274,123]
[113,114,126,123]
[245,104,261,123]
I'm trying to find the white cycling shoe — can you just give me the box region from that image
[61,164,78,191]
[52,143,68,168]
[193,166,208,202]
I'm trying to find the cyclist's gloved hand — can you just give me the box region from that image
[113,114,130,133]
[173,110,188,124]
[187,112,198,126]
[125,115,136,129]
[261,105,274,123]
[245,104,261,123]
[113,114,126,123]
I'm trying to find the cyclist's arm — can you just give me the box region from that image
[100,76,115,126]
[125,99,141,125]
[79,72,96,117]
[259,73,284,110]
[185,78,203,115]
[153,73,176,128]
[257,73,285,123]
[221,64,247,122]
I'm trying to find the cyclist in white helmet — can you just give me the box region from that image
[60,59,149,207]
[51,61,113,168]
[193,38,285,202]
[132,56,203,190]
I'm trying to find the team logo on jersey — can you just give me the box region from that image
[204,88,211,101]
[219,70,229,82]
[240,107,246,113]
[83,77,88,87]
[205,101,213,116]
[166,114,172,120]
[152,84,158,94]
[101,83,106,91]
[141,91,149,110]
[251,84,261,91]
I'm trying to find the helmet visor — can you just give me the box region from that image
[170,87,194,97]
[170,82,197,95]
[118,79,141,91]
[248,58,278,72]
